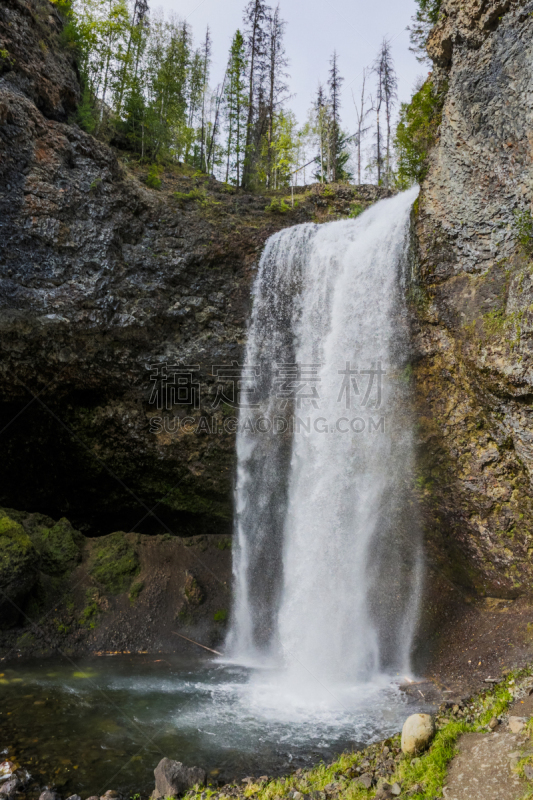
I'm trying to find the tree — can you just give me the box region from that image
[199,27,212,172]
[372,39,397,187]
[312,83,329,183]
[224,30,248,184]
[242,0,270,188]
[352,69,371,185]
[327,51,343,182]
[264,5,288,187]
[408,0,442,63]
[394,78,442,188]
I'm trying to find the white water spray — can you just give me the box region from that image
[227,189,422,692]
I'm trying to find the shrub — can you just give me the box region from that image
[265,197,291,214]
[146,165,162,190]
[512,208,533,257]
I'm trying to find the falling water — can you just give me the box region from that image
[227,188,422,693]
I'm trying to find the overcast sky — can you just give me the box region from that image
[157,0,426,155]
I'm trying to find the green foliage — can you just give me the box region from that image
[348,203,364,219]
[89,532,140,594]
[265,197,291,214]
[394,79,443,188]
[74,84,98,133]
[213,609,228,622]
[409,0,443,61]
[174,187,205,203]
[145,164,162,189]
[513,208,533,257]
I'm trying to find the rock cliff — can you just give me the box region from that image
[412,0,533,612]
[0,0,384,539]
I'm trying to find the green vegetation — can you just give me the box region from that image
[29,517,84,576]
[348,203,364,219]
[183,572,203,606]
[394,79,444,188]
[483,309,506,337]
[174,188,206,203]
[213,608,228,622]
[409,0,443,62]
[145,164,162,189]
[266,197,291,214]
[79,588,100,629]
[129,580,144,604]
[513,208,533,257]
[89,532,140,594]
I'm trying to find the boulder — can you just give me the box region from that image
[401,714,436,755]
[508,716,527,733]
[152,758,206,799]
[39,792,61,800]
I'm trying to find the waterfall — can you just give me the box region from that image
[227,188,422,689]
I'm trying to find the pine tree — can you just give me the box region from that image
[408,0,442,63]
[199,27,212,172]
[264,5,288,187]
[313,83,329,183]
[373,39,397,188]
[224,30,248,184]
[242,0,270,188]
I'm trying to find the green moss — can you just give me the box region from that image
[88,532,140,594]
[129,580,144,605]
[79,588,100,629]
[483,309,506,337]
[0,515,36,585]
[213,609,228,622]
[29,518,84,576]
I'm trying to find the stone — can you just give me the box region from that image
[401,714,436,754]
[489,717,499,730]
[152,758,206,799]
[39,792,61,800]
[100,793,120,800]
[356,773,373,790]
[85,796,99,800]
[390,784,401,797]
[524,764,533,780]
[0,779,20,798]
[66,796,81,800]
[508,717,527,733]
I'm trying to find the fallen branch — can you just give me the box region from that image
[172,631,223,656]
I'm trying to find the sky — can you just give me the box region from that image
[158,0,426,176]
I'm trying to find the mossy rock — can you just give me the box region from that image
[88,531,140,594]
[29,517,84,576]
[0,514,38,629]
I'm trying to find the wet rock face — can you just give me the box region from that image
[412,0,533,600]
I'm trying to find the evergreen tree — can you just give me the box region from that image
[242,0,270,188]
[409,0,442,63]
[224,30,248,184]
[264,5,288,187]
